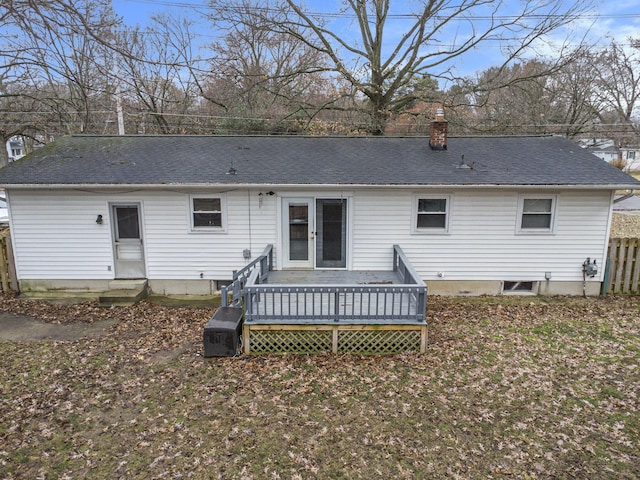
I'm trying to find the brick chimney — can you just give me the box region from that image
[429,108,448,150]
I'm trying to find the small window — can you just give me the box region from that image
[627,151,636,160]
[503,281,535,293]
[518,196,556,233]
[191,195,225,231]
[414,196,449,233]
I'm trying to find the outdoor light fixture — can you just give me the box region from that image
[96,214,103,224]
[258,191,275,208]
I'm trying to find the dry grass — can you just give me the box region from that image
[611,212,640,238]
[0,295,639,479]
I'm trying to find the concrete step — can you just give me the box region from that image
[108,279,148,291]
[99,282,149,307]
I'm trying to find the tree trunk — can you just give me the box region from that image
[368,100,389,136]
[0,131,9,169]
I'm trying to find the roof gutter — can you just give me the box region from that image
[0,183,638,191]
[614,189,636,204]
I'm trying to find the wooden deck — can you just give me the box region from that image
[221,245,429,354]
[244,283,423,325]
[246,270,422,326]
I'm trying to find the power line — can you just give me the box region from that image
[9,109,636,131]
[117,0,640,22]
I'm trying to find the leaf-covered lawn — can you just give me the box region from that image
[0,295,638,479]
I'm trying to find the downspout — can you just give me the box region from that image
[613,189,636,204]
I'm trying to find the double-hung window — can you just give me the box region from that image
[190,194,226,232]
[414,195,450,233]
[518,195,556,233]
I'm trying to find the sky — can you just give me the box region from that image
[110,0,640,79]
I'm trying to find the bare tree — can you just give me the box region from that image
[204,0,334,134]
[452,61,548,134]
[593,38,640,157]
[543,53,602,138]
[450,56,601,138]
[0,0,119,166]
[209,0,591,135]
[114,15,203,134]
[385,74,443,135]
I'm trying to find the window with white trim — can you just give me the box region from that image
[190,195,226,231]
[517,195,556,233]
[414,195,450,233]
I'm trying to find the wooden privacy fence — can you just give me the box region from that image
[605,237,640,294]
[0,229,18,293]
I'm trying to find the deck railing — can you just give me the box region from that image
[243,245,427,324]
[392,244,428,316]
[221,244,273,307]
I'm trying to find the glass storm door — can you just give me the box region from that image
[283,198,314,268]
[316,199,347,268]
[112,204,146,278]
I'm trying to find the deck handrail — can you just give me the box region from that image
[233,244,273,281]
[244,245,427,324]
[393,245,428,319]
[222,244,273,307]
[244,283,426,323]
[393,244,422,285]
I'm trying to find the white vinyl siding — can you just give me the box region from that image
[7,192,115,280]
[353,189,611,282]
[7,187,612,284]
[8,189,277,281]
[143,191,276,279]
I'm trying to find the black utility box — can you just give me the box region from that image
[203,307,243,357]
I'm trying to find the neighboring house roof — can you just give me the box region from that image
[586,143,617,155]
[0,134,637,189]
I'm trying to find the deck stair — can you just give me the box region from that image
[99,279,149,306]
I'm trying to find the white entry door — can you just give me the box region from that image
[111,204,146,278]
[282,198,314,269]
[282,197,348,269]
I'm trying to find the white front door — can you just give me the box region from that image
[282,198,314,268]
[111,203,146,279]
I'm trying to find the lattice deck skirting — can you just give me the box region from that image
[242,323,428,354]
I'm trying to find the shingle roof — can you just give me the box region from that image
[0,134,637,188]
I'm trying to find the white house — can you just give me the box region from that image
[0,119,637,299]
[585,139,640,172]
[5,136,26,163]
